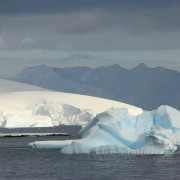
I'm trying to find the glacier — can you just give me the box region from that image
[0,101,94,128]
[0,91,142,128]
[30,105,180,155]
[0,113,53,128]
[29,100,95,126]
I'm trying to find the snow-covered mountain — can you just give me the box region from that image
[0,79,142,128]
[11,65,110,98]
[11,64,180,110]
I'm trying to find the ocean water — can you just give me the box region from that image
[0,126,180,180]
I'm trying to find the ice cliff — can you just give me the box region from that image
[0,100,94,128]
[0,91,142,128]
[30,106,180,155]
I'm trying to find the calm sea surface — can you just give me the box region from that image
[0,126,180,180]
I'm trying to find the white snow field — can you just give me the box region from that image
[0,78,47,93]
[0,79,142,128]
[30,106,180,155]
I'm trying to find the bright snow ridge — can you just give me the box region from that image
[0,78,47,93]
[0,91,142,128]
[30,106,180,155]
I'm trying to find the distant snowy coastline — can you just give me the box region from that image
[0,79,142,128]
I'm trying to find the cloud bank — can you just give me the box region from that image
[0,0,179,51]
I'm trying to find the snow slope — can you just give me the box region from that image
[0,90,142,128]
[0,78,47,93]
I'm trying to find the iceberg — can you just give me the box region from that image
[30,140,74,149]
[30,106,180,155]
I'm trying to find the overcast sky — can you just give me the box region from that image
[0,0,180,77]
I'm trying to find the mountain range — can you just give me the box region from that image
[10,63,180,110]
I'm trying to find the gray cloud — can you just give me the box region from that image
[1,1,179,33]
[0,0,180,51]
[0,2,179,34]
[0,0,179,15]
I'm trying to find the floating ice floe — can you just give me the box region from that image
[30,106,180,155]
[0,132,69,138]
